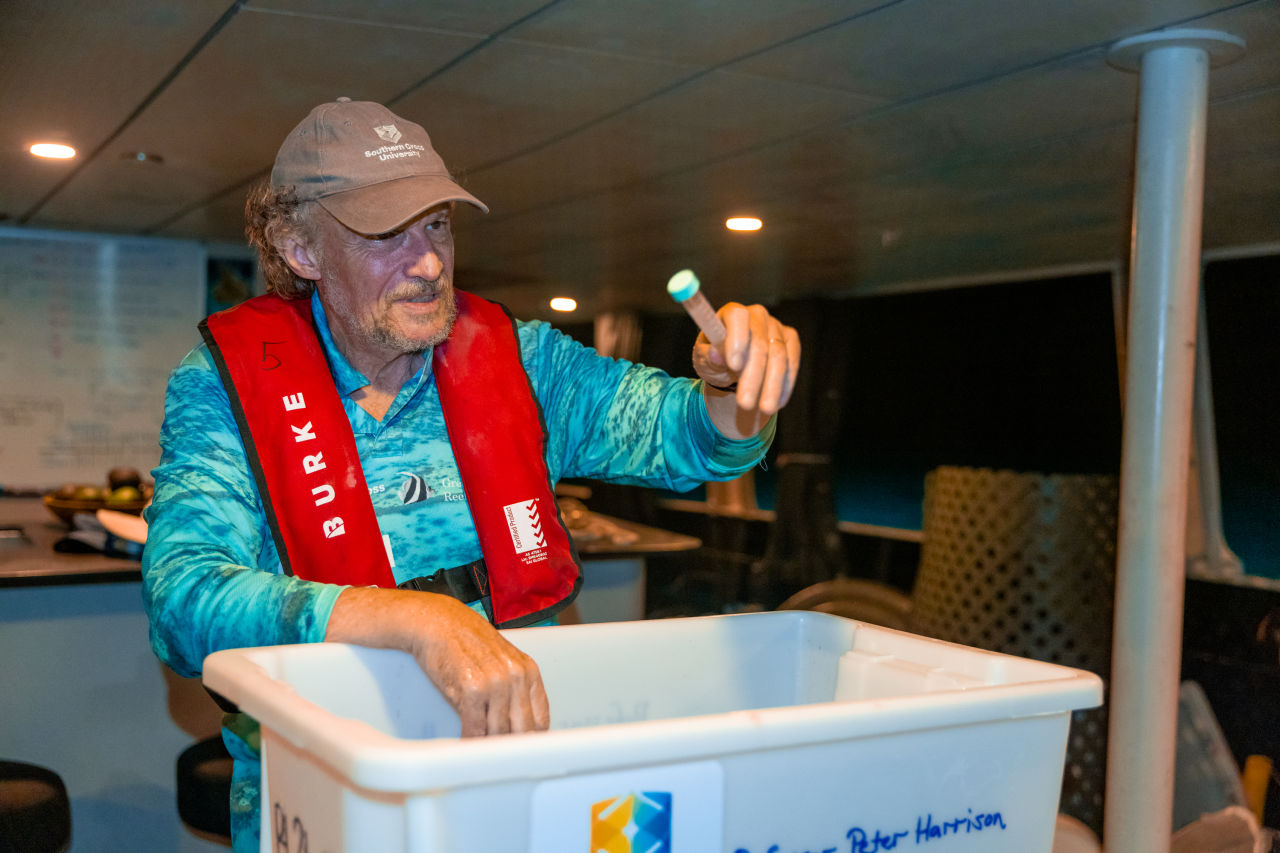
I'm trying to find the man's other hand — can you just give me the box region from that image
[693,302,801,438]
[325,587,549,737]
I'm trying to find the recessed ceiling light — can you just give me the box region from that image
[725,217,762,232]
[550,297,577,312]
[30,143,76,160]
[122,151,164,165]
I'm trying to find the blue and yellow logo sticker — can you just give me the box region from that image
[589,791,673,852]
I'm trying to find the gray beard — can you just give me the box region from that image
[367,289,458,353]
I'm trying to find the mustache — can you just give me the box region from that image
[387,278,448,301]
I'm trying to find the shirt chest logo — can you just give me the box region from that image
[398,471,434,504]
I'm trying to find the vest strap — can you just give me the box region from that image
[398,560,492,622]
[435,293,582,627]
[201,296,393,587]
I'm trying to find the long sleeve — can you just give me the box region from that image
[517,319,774,488]
[141,314,774,678]
[140,346,343,677]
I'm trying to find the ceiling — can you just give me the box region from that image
[3,0,1277,320]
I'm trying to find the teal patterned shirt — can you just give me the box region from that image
[141,290,773,678]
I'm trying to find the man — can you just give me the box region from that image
[141,98,799,851]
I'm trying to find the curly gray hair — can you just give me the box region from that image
[244,179,323,299]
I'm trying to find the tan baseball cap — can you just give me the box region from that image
[271,98,488,235]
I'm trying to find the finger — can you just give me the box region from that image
[456,668,489,738]
[733,307,775,410]
[530,672,551,731]
[502,654,536,734]
[778,327,802,409]
[758,332,791,414]
[693,332,727,368]
[485,665,513,735]
[720,304,750,372]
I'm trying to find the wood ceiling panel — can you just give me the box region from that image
[469,148,857,281]
[466,69,879,218]
[478,90,1131,259]
[246,0,552,35]
[0,153,76,225]
[455,177,783,310]
[390,38,700,173]
[510,0,886,66]
[884,59,1137,156]
[33,8,484,233]
[4,0,1275,310]
[319,53,1276,316]
[461,44,1149,274]
[563,129,1135,304]
[157,186,260,245]
[466,182,865,317]
[731,0,1241,99]
[0,0,232,218]
[1203,87,1280,249]
[633,56,1139,222]
[1206,87,1280,178]
[458,104,1139,311]
[851,132,1132,217]
[1197,1,1280,97]
[854,218,1125,293]
[463,173,1130,316]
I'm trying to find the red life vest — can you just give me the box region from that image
[199,291,581,628]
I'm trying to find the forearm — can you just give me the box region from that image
[524,323,770,486]
[324,586,444,652]
[327,586,549,737]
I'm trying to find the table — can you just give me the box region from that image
[0,498,225,852]
[1,496,701,598]
[0,497,141,586]
[558,510,700,624]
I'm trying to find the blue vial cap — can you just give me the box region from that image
[666,269,701,302]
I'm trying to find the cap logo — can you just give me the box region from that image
[374,124,402,143]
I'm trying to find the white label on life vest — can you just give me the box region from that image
[504,499,547,555]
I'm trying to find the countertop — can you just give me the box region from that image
[0,497,141,586]
[1,496,700,586]
[563,511,700,558]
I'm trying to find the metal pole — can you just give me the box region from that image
[1105,30,1243,853]
[1188,284,1243,578]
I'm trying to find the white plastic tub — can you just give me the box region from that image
[202,610,1103,853]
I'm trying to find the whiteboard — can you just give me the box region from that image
[0,227,206,491]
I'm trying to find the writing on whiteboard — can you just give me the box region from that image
[0,228,206,488]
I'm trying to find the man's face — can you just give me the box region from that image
[311,203,458,366]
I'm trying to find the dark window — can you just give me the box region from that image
[813,273,1123,531]
[1204,254,1280,580]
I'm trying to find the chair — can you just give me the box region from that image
[0,760,71,853]
[777,577,913,631]
[176,736,233,844]
[908,466,1119,836]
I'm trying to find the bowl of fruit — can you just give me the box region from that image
[44,467,153,526]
